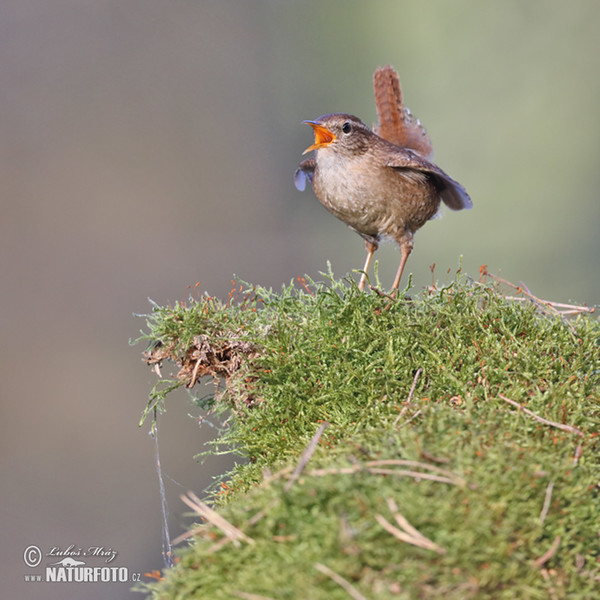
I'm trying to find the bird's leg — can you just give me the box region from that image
[358,240,378,291]
[390,237,414,297]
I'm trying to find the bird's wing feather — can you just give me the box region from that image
[294,158,316,191]
[386,148,472,211]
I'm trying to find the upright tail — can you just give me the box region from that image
[373,65,433,158]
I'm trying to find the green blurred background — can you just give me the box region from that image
[2,1,598,597]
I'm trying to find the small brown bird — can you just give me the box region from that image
[295,69,471,294]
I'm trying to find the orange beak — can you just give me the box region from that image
[302,121,336,154]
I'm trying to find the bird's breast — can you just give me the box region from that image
[312,148,439,238]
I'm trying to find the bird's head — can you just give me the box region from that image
[302,114,371,157]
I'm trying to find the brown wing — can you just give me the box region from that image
[294,157,316,191]
[386,147,472,211]
[373,65,433,158]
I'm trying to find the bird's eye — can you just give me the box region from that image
[342,121,352,134]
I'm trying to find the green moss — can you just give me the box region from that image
[135,269,599,598]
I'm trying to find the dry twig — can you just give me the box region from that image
[420,450,451,464]
[307,465,460,485]
[396,410,423,428]
[188,357,202,388]
[499,394,583,436]
[539,481,555,524]
[534,536,561,568]
[375,498,445,554]
[485,273,594,330]
[284,421,329,492]
[247,423,329,527]
[394,368,422,425]
[174,491,254,550]
[502,296,594,316]
[314,563,368,600]
[367,459,464,483]
[369,285,396,301]
[307,458,464,486]
[367,467,455,484]
[231,592,275,600]
[573,444,583,466]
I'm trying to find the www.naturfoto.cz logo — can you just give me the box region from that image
[23,544,142,584]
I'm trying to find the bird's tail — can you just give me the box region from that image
[373,65,433,158]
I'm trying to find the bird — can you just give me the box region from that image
[294,67,471,295]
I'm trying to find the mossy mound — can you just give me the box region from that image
[135,270,599,599]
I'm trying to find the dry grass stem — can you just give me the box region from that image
[306,465,461,485]
[171,525,204,546]
[502,296,595,315]
[386,498,427,541]
[420,450,451,464]
[231,591,276,600]
[314,562,368,600]
[188,357,202,388]
[369,285,396,301]
[245,424,331,531]
[306,458,464,486]
[246,498,280,528]
[485,273,594,331]
[394,368,422,425]
[206,536,234,554]
[246,425,329,530]
[366,459,464,482]
[533,535,560,568]
[573,444,583,465]
[499,394,583,436]
[367,468,456,484]
[248,455,461,532]
[179,491,254,550]
[257,466,293,489]
[375,501,446,555]
[539,481,555,524]
[535,536,561,568]
[284,421,329,492]
[397,409,423,428]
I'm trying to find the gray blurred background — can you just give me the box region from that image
[2,1,599,598]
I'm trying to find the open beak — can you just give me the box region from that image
[302,121,336,154]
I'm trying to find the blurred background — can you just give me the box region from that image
[2,1,599,597]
